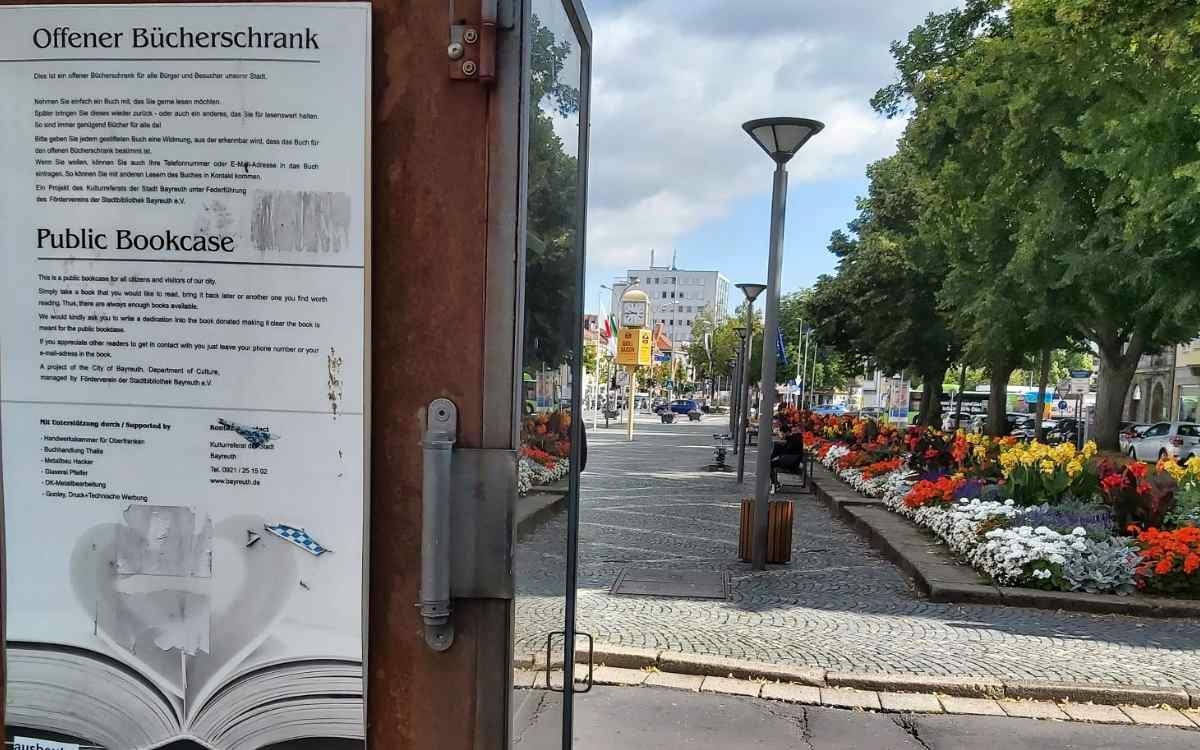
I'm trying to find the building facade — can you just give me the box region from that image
[1175,337,1200,422]
[610,267,730,347]
[1125,350,1175,424]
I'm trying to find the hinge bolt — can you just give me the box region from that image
[461,60,477,77]
[463,27,479,44]
[447,42,465,60]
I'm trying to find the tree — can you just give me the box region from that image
[522,15,581,371]
[998,0,1200,449]
[877,0,1200,442]
[804,150,961,426]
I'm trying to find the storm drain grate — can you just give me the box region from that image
[610,568,730,599]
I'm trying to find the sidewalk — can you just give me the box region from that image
[514,420,1200,690]
[515,686,1200,749]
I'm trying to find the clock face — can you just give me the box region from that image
[621,301,646,327]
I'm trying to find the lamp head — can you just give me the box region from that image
[736,282,767,303]
[742,117,825,165]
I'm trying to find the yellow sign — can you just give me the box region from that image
[616,327,652,366]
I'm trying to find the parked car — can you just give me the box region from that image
[1009,416,1048,440]
[1126,422,1200,463]
[860,406,885,420]
[1045,418,1080,446]
[970,413,1031,436]
[812,404,847,416]
[1118,423,1151,453]
[941,412,971,431]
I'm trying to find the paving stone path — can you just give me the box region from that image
[514,416,1200,688]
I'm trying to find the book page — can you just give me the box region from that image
[0,4,371,747]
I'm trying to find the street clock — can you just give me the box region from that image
[621,300,647,327]
[618,287,650,328]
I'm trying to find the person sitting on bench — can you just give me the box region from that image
[770,431,806,491]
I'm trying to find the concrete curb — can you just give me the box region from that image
[808,467,1200,619]
[538,644,1200,710]
[515,483,569,536]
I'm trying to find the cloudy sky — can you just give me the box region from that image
[577,0,961,320]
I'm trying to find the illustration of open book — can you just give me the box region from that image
[6,507,364,750]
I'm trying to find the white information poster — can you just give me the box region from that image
[0,5,371,748]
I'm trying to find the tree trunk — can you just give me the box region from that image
[987,363,1014,437]
[914,382,931,427]
[1034,348,1051,442]
[922,369,946,427]
[1094,338,1144,452]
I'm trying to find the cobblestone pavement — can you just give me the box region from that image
[514,416,1200,688]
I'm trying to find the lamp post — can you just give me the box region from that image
[731,326,747,451]
[742,116,824,570]
[735,283,766,484]
[697,319,715,402]
[806,335,818,410]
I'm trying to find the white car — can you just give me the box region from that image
[941,412,971,431]
[1126,422,1200,463]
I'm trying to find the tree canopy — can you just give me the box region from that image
[805,0,1200,445]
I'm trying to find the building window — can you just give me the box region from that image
[661,291,667,299]
[1182,385,1200,422]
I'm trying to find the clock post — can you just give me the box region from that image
[615,287,652,441]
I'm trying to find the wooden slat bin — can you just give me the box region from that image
[738,498,793,564]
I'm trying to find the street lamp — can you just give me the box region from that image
[742,116,824,571]
[697,319,715,401]
[731,325,748,447]
[735,283,766,484]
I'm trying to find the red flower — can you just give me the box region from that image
[1185,554,1200,575]
[1100,474,1126,491]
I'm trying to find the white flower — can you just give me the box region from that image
[826,446,1137,594]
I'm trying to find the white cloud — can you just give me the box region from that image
[583,0,952,282]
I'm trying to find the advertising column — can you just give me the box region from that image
[0,5,370,748]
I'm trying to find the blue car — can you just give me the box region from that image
[811,404,846,416]
[669,399,700,415]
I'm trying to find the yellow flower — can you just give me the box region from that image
[1161,459,1186,481]
[1082,441,1098,460]
[1066,460,1083,478]
[1039,459,1057,475]
[1187,455,1200,476]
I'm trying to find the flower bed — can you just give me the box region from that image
[519,410,572,496]
[804,413,1200,597]
[518,451,569,495]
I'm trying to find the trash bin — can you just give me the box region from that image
[738,498,793,564]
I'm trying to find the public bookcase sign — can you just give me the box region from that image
[0,4,371,749]
[616,327,652,367]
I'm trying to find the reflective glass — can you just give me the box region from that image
[512,0,586,746]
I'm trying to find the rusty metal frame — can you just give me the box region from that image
[480,0,530,745]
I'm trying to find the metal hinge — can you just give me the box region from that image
[448,0,513,82]
[418,398,516,651]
